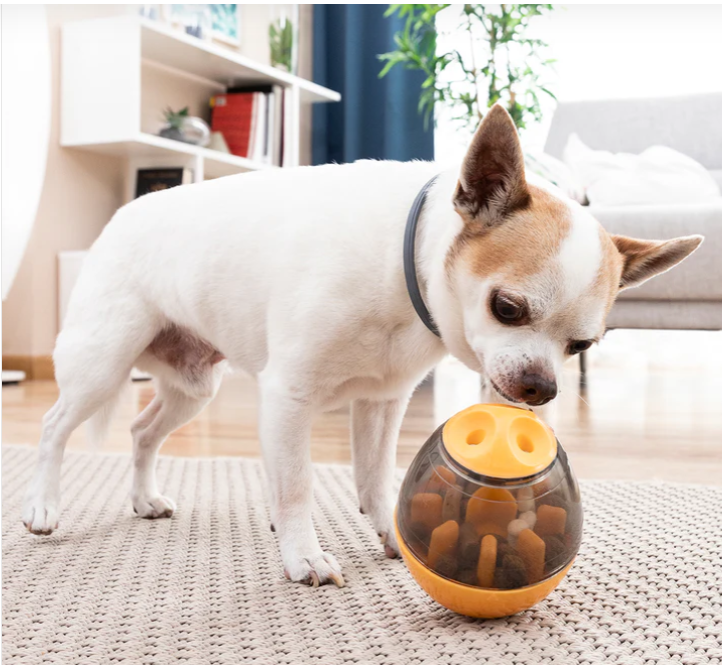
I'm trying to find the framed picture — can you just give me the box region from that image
[210,5,240,46]
[163,5,240,47]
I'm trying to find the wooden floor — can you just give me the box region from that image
[3,329,721,484]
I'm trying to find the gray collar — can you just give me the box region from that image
[403,175,441,338]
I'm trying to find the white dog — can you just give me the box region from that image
[23,106,702,588]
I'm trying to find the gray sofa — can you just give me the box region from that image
[545,93,722,332]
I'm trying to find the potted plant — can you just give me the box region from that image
[379,4,556,131]
[159,106,210,146]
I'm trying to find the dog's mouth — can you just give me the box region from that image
[490,378,522,404]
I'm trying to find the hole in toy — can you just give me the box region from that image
[466,430,485,445]
[517,434,534,453]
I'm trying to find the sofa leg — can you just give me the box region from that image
[579,351,588,389]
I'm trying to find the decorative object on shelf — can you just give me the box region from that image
[165,4,239,45]
[139,4,160,21]
[159,106,211,146]
[135,168,193,198]
[210,4,240,46]
[167,4,212,41]
[208,131,231,154]
[269,6,299,74]
[378,4,556,131]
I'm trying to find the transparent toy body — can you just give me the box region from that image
[396,423,582,592]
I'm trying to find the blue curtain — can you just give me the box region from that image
[312,5,434,165]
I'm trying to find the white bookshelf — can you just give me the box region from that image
[71,133,273,180]
[57,12,340,361]
[61,14,340,193]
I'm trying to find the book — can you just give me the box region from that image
[135,168,193,198]
[211,92,268,161]
[282,87,293,167]
[213,85,285,165]
[270,85,283,166]
[251,92,267,163]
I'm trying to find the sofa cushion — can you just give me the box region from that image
[709,170,722,191]
[564,134,720,206]
[590,200,722,301]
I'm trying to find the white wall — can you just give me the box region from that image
[538,4,722,103]
[435,4,722,163]
[1,5,51,300]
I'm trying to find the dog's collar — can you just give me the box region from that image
[404,175,441,338]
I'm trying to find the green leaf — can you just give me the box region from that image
[378,3,556,131]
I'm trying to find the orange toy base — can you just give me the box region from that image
[395,517,574,619]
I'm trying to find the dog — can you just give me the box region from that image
[22,105,702,588]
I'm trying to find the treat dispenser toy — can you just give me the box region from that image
[395,404,582,618]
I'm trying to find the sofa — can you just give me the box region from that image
[544,93,722,335]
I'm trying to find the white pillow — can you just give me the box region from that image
[563,133,720,207]
[524,151,586,204]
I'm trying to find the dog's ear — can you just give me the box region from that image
[453,104,530,229]
[611,234,704,289]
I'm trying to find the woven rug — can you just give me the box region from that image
[2,446,721,664]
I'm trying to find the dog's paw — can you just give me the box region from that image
[360,500,399,558]
[22,496,59,535]
[283,550,345,588]
[379,528,400,559]
[132,494,176,519]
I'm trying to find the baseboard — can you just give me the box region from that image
[1,355,54,381]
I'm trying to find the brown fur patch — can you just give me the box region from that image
[148,324,224,381]
[447,185,572,281]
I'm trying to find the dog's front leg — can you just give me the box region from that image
[351,394,411,558]
[259,376,344,587]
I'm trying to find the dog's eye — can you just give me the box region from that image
[568,340,593,355]
[491,291,527,325]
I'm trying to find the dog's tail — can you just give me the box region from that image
[85,378,129,448]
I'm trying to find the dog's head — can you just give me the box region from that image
[441,105,703,406]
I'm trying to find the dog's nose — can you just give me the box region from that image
[520,373,557,406]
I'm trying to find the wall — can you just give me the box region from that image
[2,5,130,370]
[2,4,315,374]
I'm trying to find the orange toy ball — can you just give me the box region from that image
[395,404,582,618]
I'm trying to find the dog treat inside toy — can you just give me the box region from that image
[428,519,459,571]
[442,486,463,523]
[477,534,497,587]
[410,493,444,534]
[457,522,481,569]
[426,465,456,494]
[494,554,527,589]
[542,535,567,572]
[506,518,529,547]
[516,528,546,584]
[535,504,567,537]
[517,486,536,513]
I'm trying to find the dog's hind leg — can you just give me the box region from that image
[130,369,222,519]
[22,396,82,534]
[22,309,157,535]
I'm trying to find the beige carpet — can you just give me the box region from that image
[2,446,721,664]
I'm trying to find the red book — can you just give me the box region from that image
[210,93,255,158]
